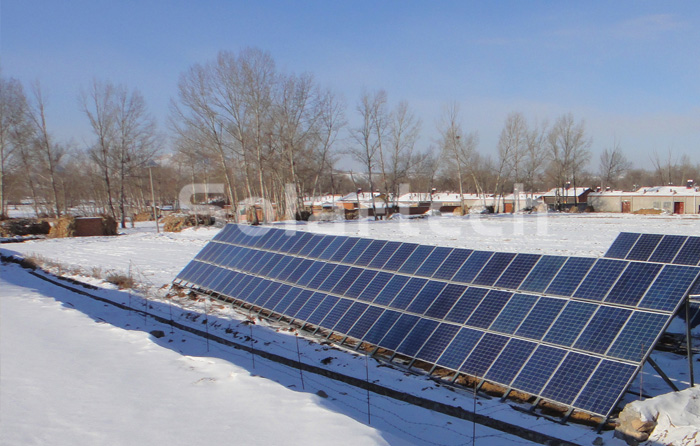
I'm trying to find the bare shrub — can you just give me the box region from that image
[106,272,135,289]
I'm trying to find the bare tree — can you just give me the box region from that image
[0,76,31,217]
[522,119,548,194]
[599,139,631,190]
[112,86,158,227]
[384,101,423,209]
[310,88,345,200]
[546,113,591,206]
[349,90,388,219]
[28,82,64,218]
[494,112,527,211]
[437,103,480,214]
[650,148,678,186]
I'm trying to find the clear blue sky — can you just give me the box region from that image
[2,1,699,169]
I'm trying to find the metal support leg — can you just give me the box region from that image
[647,356,680,392]
[686,298,695,387]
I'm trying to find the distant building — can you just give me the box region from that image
[588,185,700,214]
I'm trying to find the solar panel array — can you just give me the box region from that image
[174,226,700,418]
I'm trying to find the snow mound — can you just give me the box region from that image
[622,386,700,446]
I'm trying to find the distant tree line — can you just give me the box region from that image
[1,47,698,222]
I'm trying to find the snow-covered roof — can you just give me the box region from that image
[337,192,383,202]
[589,186,700,197]
[541,187,591,197]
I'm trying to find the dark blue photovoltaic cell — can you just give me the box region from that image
[296,261,326,286]
[258,253,283,276]
[605,232,640,259]
[484,338,537,385]
[246,279,274,303]
[396,319,440,357]
[368,241,402,269]
[383,243,418,271]
[607,311,669,361]
[328,238,359,262]
[294,292,326,322]
[626,233,663,262]
[452,251,493,284]
[331,267,363,295]
[268,256,293,279]
[389,277,428,310]
[432,249,473,281]
[276,257,303,281]
[378,314,420,350]
[344,270,377,299]
[239,249,265,271]
[252,229,277,248]
[649,235,687,264]
[406,281,446,314]
[673,237,700,266]
[543,301,597,347]
[285,289,314,318]
[495,254,541,289]
[424,284,467,319]
[436,328,484,370]
[318,298,353,329]
[298,234,325,257]
[307,263,338,289]
[347,306,385,340]
[574,306,631,354]
[472,252,516,286]
[541,353,599,405]
[415,323,461,363]
[287,232,314,255]
[362,310,401,345]
[372,275,410,306]
[249,251,274,272]
[415,247,453,277]
[460,333,508,377]
[574,360,638,416]
[306,295,340,325]
[519,256,566,293]
[259,284,292,310]
[573,258,628,301]
[306,235,333,258]
[546,257,596,297]
[261,229,285,250]
[332,302,369,333]
[269,229,291,251]
[511,345,566,395]
[489,294,538,334]
[318,264,350,292]
[466,290,512,329]
[444,287,488,324]
[515,297,566,340]
[605,262,662,306]
[358,272,393,302]
[318,236,348,260]
[278,232,304,253]
[273,287,302,313]
[341,238,372,264]
[354,240,387,266]
[639,265,700,312]
[398,245,435,275]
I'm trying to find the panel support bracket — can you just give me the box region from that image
[646,356,679,392]
[685,298,695,387]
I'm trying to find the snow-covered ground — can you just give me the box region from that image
[2,213,700,445]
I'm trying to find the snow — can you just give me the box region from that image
[627,386,700,446]
[0,268,390,446]
[2,213,700,445]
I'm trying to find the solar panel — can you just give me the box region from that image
[674,237,700,266]
[604,232,640,259]
[177,225,699,419]
[626,234,663,262]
